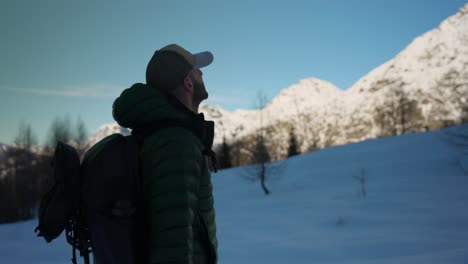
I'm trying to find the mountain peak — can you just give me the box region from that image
[84,4,468,153]
[265,78,342,117]
[285,78,341,92]
[85,123,130,147]
[348,3,468,96]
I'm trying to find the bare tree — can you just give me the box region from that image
[353,168,367,199]
[375,81,411,136]
[256,90,268,134]
[74,116,88,156]
[14,122,37,151]
[388,85,409,135]
[463,103,468,124]
[411,69,468,131]
[241,91,281,195]
[217,136,233,169]
[253,91,271,194]
[230,139,242,167]
[292,95,307,151]
[287,127,299,157]
[304,114,321,152]
[292,95,321,153]
[250,136,271,194]
[399,89,411,134]
[47,115,72,149]
[0,122,43,223]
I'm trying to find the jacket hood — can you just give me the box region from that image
[112,83,191,129]
[112,83,215,153]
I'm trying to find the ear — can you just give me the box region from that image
[183,77,194,93]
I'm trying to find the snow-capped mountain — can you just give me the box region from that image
[201,3,468,152]
[87,4,468,158]
[344,3,468,136]
[84,123,130,147]
[0,143,9,159]
[200,78,344,145]
[0,143,8,152]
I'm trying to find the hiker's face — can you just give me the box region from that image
[190,69,208,104]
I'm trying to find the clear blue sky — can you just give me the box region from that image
[0,0,465,144]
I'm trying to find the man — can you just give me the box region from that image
[112,44,218,264]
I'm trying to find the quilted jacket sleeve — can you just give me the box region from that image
[141,128,203,264]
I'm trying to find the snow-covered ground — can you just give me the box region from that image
[1,124,467,264]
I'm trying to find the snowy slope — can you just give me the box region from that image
[1,124,467,264]
[213,124,468,264]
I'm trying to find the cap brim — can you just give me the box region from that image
[193,51,213,68]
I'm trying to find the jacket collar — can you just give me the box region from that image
[158,89,215,150]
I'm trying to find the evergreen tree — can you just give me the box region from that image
[74,116,88,155]
[1,122,40,222]
[287,127,299,157]
[14,122,37,150]
[47,116,72,148]
[218,136,232,169]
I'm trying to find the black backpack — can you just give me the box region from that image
[35,123,172,264]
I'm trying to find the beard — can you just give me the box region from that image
[192,78,209,105]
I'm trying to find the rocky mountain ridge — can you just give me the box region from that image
[85,4,468,160]
[202,3,468,154]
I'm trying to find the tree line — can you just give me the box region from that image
[214,81,468,196]
[0,117,88,223]
[3,80,466,220]
[215,91,299,195]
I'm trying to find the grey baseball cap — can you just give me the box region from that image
[146,44,214,91]
[158,44,214,69]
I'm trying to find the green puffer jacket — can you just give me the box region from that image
[112,83,218,264]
